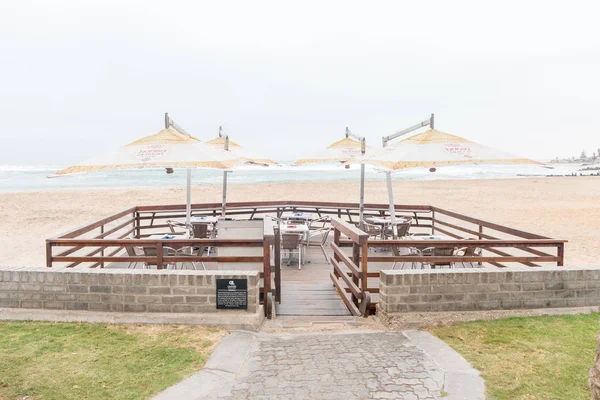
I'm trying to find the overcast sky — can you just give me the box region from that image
[1,0,599,165]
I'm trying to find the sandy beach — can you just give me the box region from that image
[1,176,598,267]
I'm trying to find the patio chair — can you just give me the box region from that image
[360,222,382,239]
[125,246,144,269]
[454,243,483,268]
[383,217,413,239]
[142,246,177,269]
[421,246,456,269]
[302,227,332,264]
[174,246,205,270]
[391,246,423,270]
[167,220,189,235]
[308,216,330,230]
[281,233,303,269]
[191,222,215,254]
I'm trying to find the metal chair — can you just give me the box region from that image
[302,227,332,264]
[308,216,330,230]
[421,247,456,269]
[174,246,205,270]
[454,244,483,268]
[391,246,423,270]
[167,220,189,235]
[281,233,303,269]
[361,222,382,239]
[125,246,144,269]
[142,246,177,269]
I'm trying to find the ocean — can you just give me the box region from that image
[0,163,587,193]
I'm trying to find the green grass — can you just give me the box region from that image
[432,313,599,400]
[0,322,225,400]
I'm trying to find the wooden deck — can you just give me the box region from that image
[276,246,349,316]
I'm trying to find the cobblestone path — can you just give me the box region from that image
[218,332,444,399]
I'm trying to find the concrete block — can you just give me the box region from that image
[148,304,172,313]
[0,299,19,307]
[186,296,208,304]
[576,289,600,298]
[67,302,89,311]
[90,285,111,293]
[431,285,455,294]
[172,287,196,295]
[124,304,147,312]
[137,295,162,304]
[67,285,89,293]
[20,300,43,309]
[149,287,171,295]
[0,282,19,291]
[89,303,111,311]
[565,281,587,290]
[125,286,147,294]
[477,300,500,310]
[20,283,41,291]
[420,294,443,302]
[409,286,431,295]
[162,296,185,304]
[499,283,521,292]
[43,285,66,292]
[43,301,66,310]
[522,283,544,291]
[443,294,466,302]
[172,305,196,313]
[499,299,522,309]
[545,282,564,290]
[55,294,78,301]
[566,298,587,307]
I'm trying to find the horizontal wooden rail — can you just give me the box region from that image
[52,207,137,239]
[52,256,265,263]
[332,259,363,299]
[330,216,369,245]
[329,273,361,316]
[366,239,566,247]
[431,206,550,240]
[367,256,558,263]
[330,243,362,278]
[47,239,265,247]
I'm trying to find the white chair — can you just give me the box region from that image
[302,227,332,264]
[175,246,205,270]
[125,246,144,269]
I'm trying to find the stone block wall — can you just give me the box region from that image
[0,267,260,314]
[379,266,600,316]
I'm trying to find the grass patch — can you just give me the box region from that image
[432,313,599,400]
[0,321,226,400]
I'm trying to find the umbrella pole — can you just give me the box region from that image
[221,171,228,216]
[186,168,192,230]
[359,163,365,229]
[385,171,396,223]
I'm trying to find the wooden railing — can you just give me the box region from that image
[46,201,567,318]
[329,217,371,317]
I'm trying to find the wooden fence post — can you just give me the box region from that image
[156,242,163,270]
[46,242,52,268]
[263,241,271,317]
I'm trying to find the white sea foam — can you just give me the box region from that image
[0,162,586,192]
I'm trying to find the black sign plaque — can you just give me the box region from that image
[216,278,248,310]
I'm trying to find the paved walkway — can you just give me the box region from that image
[153,329,484,400]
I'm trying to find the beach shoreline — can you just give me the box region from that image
[1,176,598,267]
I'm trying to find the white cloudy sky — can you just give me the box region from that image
[1,0,599,165]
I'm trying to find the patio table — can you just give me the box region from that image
[281,212,315,222]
